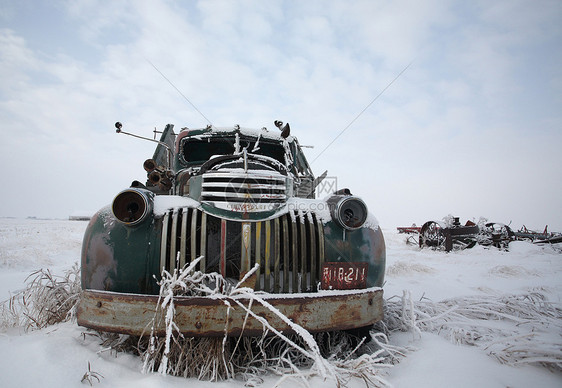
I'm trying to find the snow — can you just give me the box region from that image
[389,332,560,387]
[153,195,201,216]
[0,218,560,387]
[184,126,291,142]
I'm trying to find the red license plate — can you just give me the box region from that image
[321,262,368,290]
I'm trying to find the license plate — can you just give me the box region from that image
[321,262,368,290]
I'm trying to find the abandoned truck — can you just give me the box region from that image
[77,122,385,337]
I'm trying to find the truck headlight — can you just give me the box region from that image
[330,196,368,230]
[112,188,153,225]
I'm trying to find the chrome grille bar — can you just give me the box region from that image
[282,217,289,293]
[316,214,325,287]
[273,218,280,293]
[179,208,188,268]
[220,219,227,278]
[309,213,317,290]
[199,212,207,271]
[264,220,271,292]
[299,211,307,292]
[241,223,251,275]
[255,222,262,290]
[202,182,286,190]
[291,219,298,292]
[202,193,287,200]
[169,209,179,272]
[190,209,198,265]
[160,211,170,273]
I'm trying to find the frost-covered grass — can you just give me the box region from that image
[0,265,80,330]
[384,291,562,371]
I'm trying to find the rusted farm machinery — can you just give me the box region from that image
[398,217,561,251]
[418,217,479,252]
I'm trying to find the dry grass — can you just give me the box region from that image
[1,264,81,331]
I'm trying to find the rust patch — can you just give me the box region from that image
[77,288,384,337]
[87,233,116,290]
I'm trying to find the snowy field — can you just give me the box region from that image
[0,218,560,387]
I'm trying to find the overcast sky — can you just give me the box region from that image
[1,0,561,231]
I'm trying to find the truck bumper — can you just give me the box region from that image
[77,287,383,337]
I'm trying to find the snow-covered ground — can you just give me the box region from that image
[0,218,560,387]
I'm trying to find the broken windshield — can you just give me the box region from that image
[182,137,286,165]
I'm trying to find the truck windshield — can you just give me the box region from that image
[182,138,287,165]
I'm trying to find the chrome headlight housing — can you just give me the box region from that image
[112,188,153,225]
[329,195,368,230]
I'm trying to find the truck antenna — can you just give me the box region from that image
[145,58,213,126]
[311,60,413,164]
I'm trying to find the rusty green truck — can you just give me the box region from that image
[77,122,385,337]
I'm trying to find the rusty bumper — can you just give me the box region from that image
[77,287,383,337]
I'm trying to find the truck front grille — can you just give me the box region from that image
[159,208,325,293]
[200,172,287,212]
